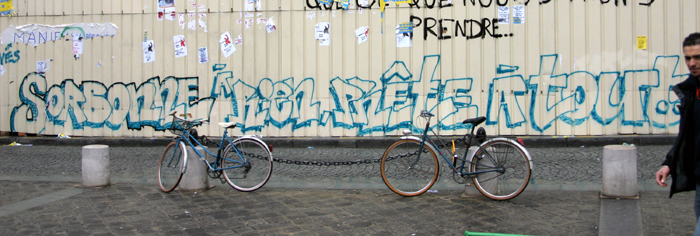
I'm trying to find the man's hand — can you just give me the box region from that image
[656,166,671,187]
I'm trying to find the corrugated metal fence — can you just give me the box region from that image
[0,0,697,138]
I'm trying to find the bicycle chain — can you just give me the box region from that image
[200,135,469,167]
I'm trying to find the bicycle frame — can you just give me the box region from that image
[404,116,502,179]
[172,128,246,173]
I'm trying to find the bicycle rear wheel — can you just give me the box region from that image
[158,141,187,192]
[471,139,531,200]
[380,139,439,197]
[221,138,273,192]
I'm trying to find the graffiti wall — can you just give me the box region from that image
[0,0,697,138]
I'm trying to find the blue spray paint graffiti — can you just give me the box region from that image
[10,54,686,136]
[11,73,215,133]
[210,54,685,136]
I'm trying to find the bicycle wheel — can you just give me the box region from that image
[380,139,439,197]
[471,139,531,200]
[221,138,273,192]
[158,141,187,192]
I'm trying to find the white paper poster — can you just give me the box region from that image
[355,26,368,44]
[513,5,525,24]
[0,65,5,76]
[396,23,412,48]
[173,35,187,58]
[315,22,330,46]
[245,0,261,12]
[143,40,155,63]
[498,6,510,24]
[266,17,277,33]
[37,61,46,73]
[198,47,209,63]
[72,35,83,55]
[219,31,236,58]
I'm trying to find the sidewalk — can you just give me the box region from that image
[0,134,694,235]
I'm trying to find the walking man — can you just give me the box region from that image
[656,32,700,235]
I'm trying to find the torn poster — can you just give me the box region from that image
[396,22,412,48]
[219,31,236,58]
[513,5,525,24]
[266,17,277,33]
[188,20,196,30]
[173,35,187,58]
[315,22,330,46]
[143,40,155,63]
[198,14,208,32]
[355,26,368,44]
[244,19,253,29]
[1,0,14,16]
[178,13,186,29]
[158,0,176,21]
[257,18,268,25]
[0,64,5,76]
[2,23,119,46]
[198,47,209,63]
[235,34,242,45]
[498,6,509,24]
[306,11,315,20]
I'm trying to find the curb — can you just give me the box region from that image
[0,134,676,148]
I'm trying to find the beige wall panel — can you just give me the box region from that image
[0,0,697,138]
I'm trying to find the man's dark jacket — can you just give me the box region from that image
[663,75,699,197]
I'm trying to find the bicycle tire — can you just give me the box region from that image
[158,141,187,192]
[380,139,439,197]
[221,138,273,192]
[471,139,531,200]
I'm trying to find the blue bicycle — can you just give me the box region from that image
[380,110,533,200]
[158,112,273,192]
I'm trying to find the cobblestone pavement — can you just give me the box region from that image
[0,142,697,235]
[0,144,673,188]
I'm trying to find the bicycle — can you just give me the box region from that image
[158,111,273,192]
[380,110,533,200]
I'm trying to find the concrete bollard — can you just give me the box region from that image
[178,146,209,191]
[81,145,110,187]
[602,145,638,198]
[463,147,483,197]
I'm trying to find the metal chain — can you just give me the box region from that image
[202,134,471,167]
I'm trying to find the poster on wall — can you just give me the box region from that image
[315,22,330,46]
[219,31,236,58]
[143,40,155,63]
[513,5,525,24]
[198,47,209,63]
[1,23,118,46]
[173,35,187,57]
[266,17,277,33]
[245,0,261,11]
[355,26,368,44]
[158,0,176,21]
[396,22,412,48]
[72,36,83,55]
[498,6,510,24]
[0,0,13,16]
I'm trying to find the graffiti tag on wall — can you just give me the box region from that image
[10,54,684,136]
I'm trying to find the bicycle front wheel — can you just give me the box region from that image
[471,139,531,200]
[380,139,439,197]
[221,138,273,192]
[158,141,187,192]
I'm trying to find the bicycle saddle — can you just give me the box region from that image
[462,116,486,126]
[218,122,237,129]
